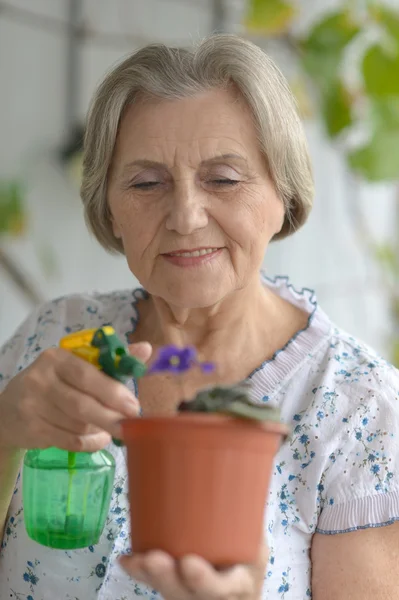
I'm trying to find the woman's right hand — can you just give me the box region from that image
[0,342,152,453]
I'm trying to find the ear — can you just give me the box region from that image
[111,218,122,239]
[273,195,286,236]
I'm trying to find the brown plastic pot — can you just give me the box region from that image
[122,413,288,566]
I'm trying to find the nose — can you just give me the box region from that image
[165,178,208,235]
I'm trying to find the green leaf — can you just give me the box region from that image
[0,181,26,236]
[348,129,399,180]
[244,0,296,35]
[303,10,360,53]
[301,52,341,91]
[362,44,399,97]
[322,79,353,137]
[180,383,282,423]
[301,10,360,88]
[393,338,399,368]
[370,97,399,130]
[374,243,399,274]
[369,4,399,48]
[220,400,282,423]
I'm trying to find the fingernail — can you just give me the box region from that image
[125,401,140,417]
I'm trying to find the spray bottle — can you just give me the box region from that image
[22,326,146,549]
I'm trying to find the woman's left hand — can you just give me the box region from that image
[119,543,268,600]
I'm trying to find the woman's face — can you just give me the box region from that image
[108,87,284,308]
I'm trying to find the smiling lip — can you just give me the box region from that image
[161,247,223,267]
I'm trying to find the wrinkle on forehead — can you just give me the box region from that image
[111,88,264,174]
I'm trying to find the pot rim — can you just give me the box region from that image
[121,412,290,437]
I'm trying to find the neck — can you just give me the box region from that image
[134,275,309,385]
[146,276,279,355]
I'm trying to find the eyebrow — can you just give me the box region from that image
[120,153,247,174]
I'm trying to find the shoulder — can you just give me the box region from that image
[0,287,145,390]
[282,320,399,485]
[328,325,395,377]
[311,325,399,413]
[294,323,399,452]
[42,287,143,324]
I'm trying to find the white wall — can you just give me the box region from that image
[0,0,396,359]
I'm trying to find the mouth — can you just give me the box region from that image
[161,247,223,267]
[163,247,221,258]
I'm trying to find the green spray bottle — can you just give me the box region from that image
[22,326,146,549]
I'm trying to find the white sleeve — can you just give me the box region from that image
[316,363,399,534]
[0,291,117,394]
[0,308,42,394]
[0,298,70,394]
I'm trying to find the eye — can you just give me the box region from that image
[208,179,239,186]
[131,181,160,189]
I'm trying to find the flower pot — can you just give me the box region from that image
[122,413,288,566]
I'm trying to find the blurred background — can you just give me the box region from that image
[0,0,398,362]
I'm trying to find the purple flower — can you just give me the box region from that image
[148,345,214,375]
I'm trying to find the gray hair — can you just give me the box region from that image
[81,34,314,253]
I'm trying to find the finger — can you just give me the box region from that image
[142,551,189,600]
[36,401,102,436]
[29,418,111,452]
[120,552,188,600]
[50,377,137,438]
[180,555,254,598]
[128,342,152,363]
[119,554,151,585]
[54,350,140,417]
[50,429,111,453]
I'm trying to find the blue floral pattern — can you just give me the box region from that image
[1,276,399,599]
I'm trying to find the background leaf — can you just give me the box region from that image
[322,79,353,137]
[369,3,399,47]
[362,44,399,97]
[370,97,399,129]
[348,129,399,180]
[0,181,26,237]
[393,337,399,368]
[301,10,360,89]
[245,0,295,35]
[374,243,399,275]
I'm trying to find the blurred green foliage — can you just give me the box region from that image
[0,180,25,237]
[245,0,399,182]
[246,0,399,365]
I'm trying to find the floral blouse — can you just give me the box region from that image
[1,275,399,600]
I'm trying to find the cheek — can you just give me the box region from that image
[110,196,143,237]
[118,219,150,255]
[222,190,284,248]
[259,197,285,237]
[248,185,284,230]
[109,199,163,264]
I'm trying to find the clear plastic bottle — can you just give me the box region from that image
[23,447,115,549]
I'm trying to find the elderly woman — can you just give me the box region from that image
[0,34,398,600]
